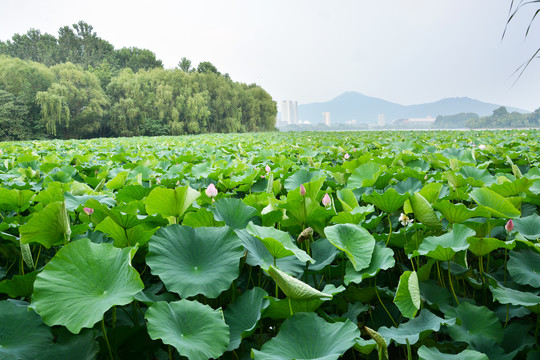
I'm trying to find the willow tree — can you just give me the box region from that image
[35,84,70,136]
[36,62,108,138]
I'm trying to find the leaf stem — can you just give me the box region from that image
[386,214,392,246]
[447,261,460,305]
[101,317,114,360]
[374,283,398,327]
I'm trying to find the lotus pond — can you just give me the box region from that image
[0,130,540,360]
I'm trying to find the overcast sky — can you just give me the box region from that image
[1,0,539,111]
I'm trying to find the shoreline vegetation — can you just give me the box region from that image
[0,21,277,141]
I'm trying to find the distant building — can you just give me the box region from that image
[281,100,298,125]
[345,119,357,125]
[378,114,386,126]
[322,112,330,126]
[393,115,435,128]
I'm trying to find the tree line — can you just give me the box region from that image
[0,21,277,140]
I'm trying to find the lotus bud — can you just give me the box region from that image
[322,193,331,207]
[83,207,94,216]
[300,184,306,196]
[344,153,350,160]
[0,149,3,156]
[424,174,428,181]
[156,177,161,184]
[505,219,514,232]
[265,165,271,173]
[205,183,218,198]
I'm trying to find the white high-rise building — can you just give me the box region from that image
[378,114,386,126]
[322,112,330,126]
[281,100,298,124]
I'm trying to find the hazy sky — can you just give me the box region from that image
[1,1,539,111]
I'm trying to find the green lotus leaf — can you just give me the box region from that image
[507,249,540,287]
[115,184,151,203]
[411,224,475,261]
[144,185,200,218]
[354,337,377,356]
[284,169,325,197]
[459,166,496,186]
[446,302,503,345]
[146,225,244,298]
[34,184,65,205]
[145,300,229,360]
[348,162,384,188]
[325,223,376,271]
[264,284,345,319]
[417,346,489,360]
[182,207,226,227]
[224,287,270,351]
[469,188,521,218]
[309,238,339,271]
[235,229,305,277]
[0,301,53,360]
[513,214,540,240]
[419,182,444,204]
[489,177,532,197]
[344,242,395,285]
[0,271,37,298]
[63,192,115,212]
[393,271,420,319]
[410,193,441,229]
[210,198,259,229]
[377,309,456,345]
[105,170,128,190]
[467,237,515,257]
[246,223,314,264]
[267,265,332,300]
[32,239,144,334]
[363,188,410,214]
[41,330,100,360]
[336,188,359,211]
[20,201,71,248]
[433,200,490,224]
[252,312,359,360]
[490,282,540,308]
[0,188,34,211]
[96,217,157,248]
[364,326,389,360]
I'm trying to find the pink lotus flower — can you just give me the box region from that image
[344,153,350,160]
[265,165,271,173]
[205,183,218,198]
[322,193,331,207]
[505,219,514,232]
[83,207,94,216]
[478,144,486,150]
[300,184,306,196]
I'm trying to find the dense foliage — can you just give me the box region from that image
[0,130,539,359]
[466,106,540,129]
[0,22,277,140]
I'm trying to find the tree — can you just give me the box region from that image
[114,47,163,72]
[36,62,108,138]
[0,90,31,140]
[57,21,115,68]
[0,29,59,66]
[197,61,220,75]
[178,57,193,72]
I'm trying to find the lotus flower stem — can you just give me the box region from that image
[288,297,294,316]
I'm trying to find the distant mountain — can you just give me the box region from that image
[297,92,529,124]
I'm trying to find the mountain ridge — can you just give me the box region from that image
[296,92,529,124]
